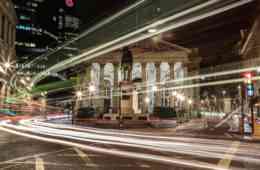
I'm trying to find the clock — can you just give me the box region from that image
[65,0,75,7]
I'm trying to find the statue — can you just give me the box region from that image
[121,47,133,81]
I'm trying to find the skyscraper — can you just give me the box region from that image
[12,0,81,75]
[13,0,51,61]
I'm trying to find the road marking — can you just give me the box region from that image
[74,148,88,159]
[0,126,236,170]
[57,153,97,157]
[35,157,45,170]
[0,148,71,165]
[217,141,240,169]
[74,148,99,169]
[139,164,151,168]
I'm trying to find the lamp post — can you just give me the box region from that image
[89,84,96,107]
[73,90,82,124]
[145,97,150,114]
[188,99,193,120]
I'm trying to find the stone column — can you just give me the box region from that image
[155,62,161,107]
[97,63,105,113]
[182,63,189,111]
[169,62,175,108]
[113,63,119,113]
[100,64,105,93]
[141,63,147,113]
[169,62,175,80]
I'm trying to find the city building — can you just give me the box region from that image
[13,0,51,62]
[0,0,17,97]
[13,0,81,75]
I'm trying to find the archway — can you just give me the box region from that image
[147,63,156,113]
[160,62,170,107]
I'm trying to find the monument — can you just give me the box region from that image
[120,47,134,115]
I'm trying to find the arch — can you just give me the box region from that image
[146,63,156,113]
[104,63,114,109]
[174,62,184,80]
[104,63,114,86]
[91,63,100,94]
[160,62,170,83]
[160,62,170,107]
[132,63,142,80]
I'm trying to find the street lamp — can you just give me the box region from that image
[145,97,150,104]
[89,85,96,93]
[4,62,11,69]
[188,99,193,105]
[73,90,83,124]
[152,85,158,92]
[89,85,96,106]
[188,99,193,119]
[76,91,82,98]
[172,91,177,96]
[222,90,226,96]
[177,94,185,102]
[144,97,150,114]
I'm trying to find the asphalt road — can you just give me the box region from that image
[1,119,260,170]
[0,131,193,170]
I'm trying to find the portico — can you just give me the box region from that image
[76,46,201,115]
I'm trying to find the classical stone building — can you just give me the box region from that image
[0,0,17,98]
[76,41,201,115]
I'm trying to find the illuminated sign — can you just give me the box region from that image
[65,0,75,7]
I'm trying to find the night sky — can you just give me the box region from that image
[37,0,138,32]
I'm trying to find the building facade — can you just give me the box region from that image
[75,48,201,116]
[0,0,17,97]
[13,0,49,61]
[13,0,81,76]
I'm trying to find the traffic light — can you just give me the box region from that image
[244,72,254,97]
[247,84,254,97]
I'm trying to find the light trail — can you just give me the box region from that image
[0,125,231,170]
[32,0,253,85]
[45,75,260,105]
[1,115,260,170]
[2,119,259,165]
[27,121,260,158]
[32,63,260,99]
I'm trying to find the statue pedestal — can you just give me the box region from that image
[120,81,134,114]
[224,98,232,113]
